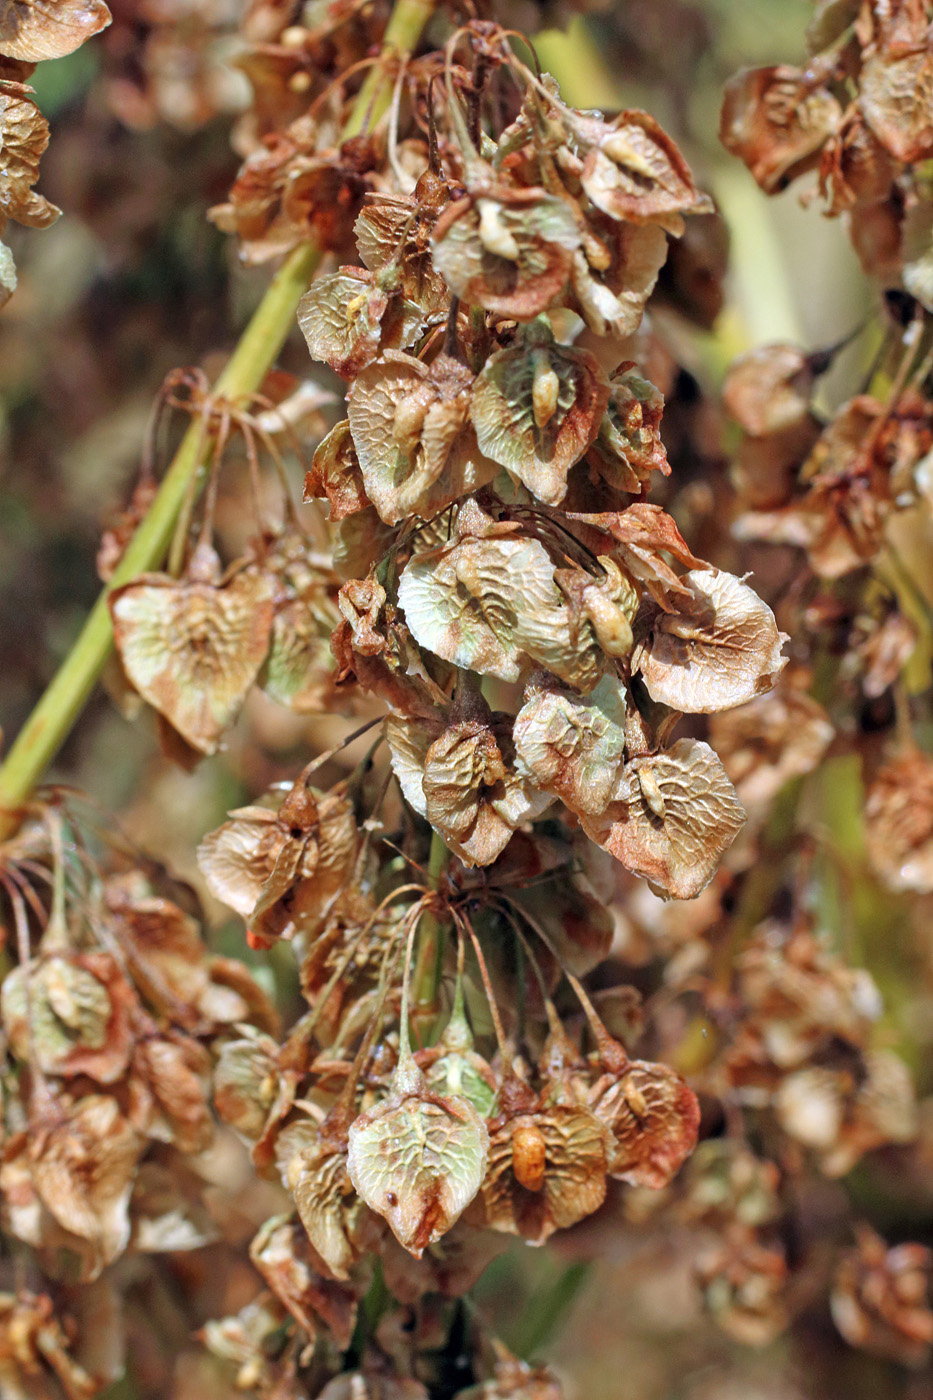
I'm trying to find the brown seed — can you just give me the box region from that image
[511,1118,547,1192]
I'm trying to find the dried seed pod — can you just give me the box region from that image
[470,321,610,506]
[1,1096,142,1282]
[589,1059,700,1188]
[722,343,816,437]
[347,351,499,526]
[831,1226,933,1368]
[2,953,134,1084]
[585,366,669,494]
[129,1030,213,1154]
[865,752,933,893]
[347,1061,489,1257]
[304,419,371,521]
[298,266,427,380]
[698,1234,790,1347]
[0,0,110,62]
[774,1050,917,1178]
[710,685,834,813]
[513,673,628,819]
[431,185,581,319]
[633,569,788,713]
[859,47,933,164]
[581,739,745,900]
[574,107,709,225]
[258,527,340,714]
[398,522,603,691]
[0,82,61,233]
[355,185,450,318]
[197,778,357,944]
[213,1032,285,1140]
[286,1136,361,1282]
[409,693,551,868]
[480,1099,609,1244]
[720,66,842,194]
[680,1141,781,1229]
[570,217,668,339]
[110,543,274,755]
[560,557,640,662]
[250,1215,357,1347]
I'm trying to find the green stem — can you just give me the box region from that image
[507,1261,591,1361]
[0,0,436,842]
[410,829,449,1044]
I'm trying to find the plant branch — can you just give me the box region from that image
[0,0,436,842]
[410,828,450,1044]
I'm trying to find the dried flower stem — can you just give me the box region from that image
[0,0,437,842]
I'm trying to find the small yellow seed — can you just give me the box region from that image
[393,394,428,454]
[637,765,667,821]
[477,197,520,261]
[343,291,368,324]
[532,353,560,430]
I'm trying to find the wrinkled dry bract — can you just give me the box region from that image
[720,66,841,193]
[575,108,706,223]
[0,82,59,232]
[635,569,788,713]
[198,783,357,942]
[5,1096,141,1281]
[513,673,627,818]
[480,1103,609,1244]
[250,1214,357,1347]
[590,1059,700,1188]
[864,753,933,892]
[431,188,580,319]
[347,352,498,526]
[723,344,816,437]
[298,268,426,380]
[470,326,609,505]
[398,526,603,691]
[287,1137,360,1282]
[582,739,745,899]
[2,953,133,1083]
[831,1227,933,1368]
[347,1077,489,1257]
[570,219,667,339]
[110,550,274,754]
[0,0,110,62]
[859,48,933,164]
[586,367,669,492]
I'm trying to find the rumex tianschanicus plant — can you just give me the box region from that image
[3,1,933,1397]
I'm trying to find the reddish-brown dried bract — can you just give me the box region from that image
[198,779,358,944]
[865,752,933,892]
[478,1097,609,1244]
[582,739,745,900]
[0,81,60,233]
[0,0,110,62]
[109,544,274,755]
[589,1059,700,1188]
[720,66,841,193]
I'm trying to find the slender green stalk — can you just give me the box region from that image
[0,0,435,841]
[410,829,450,1044]
[507,1261,592,1361]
